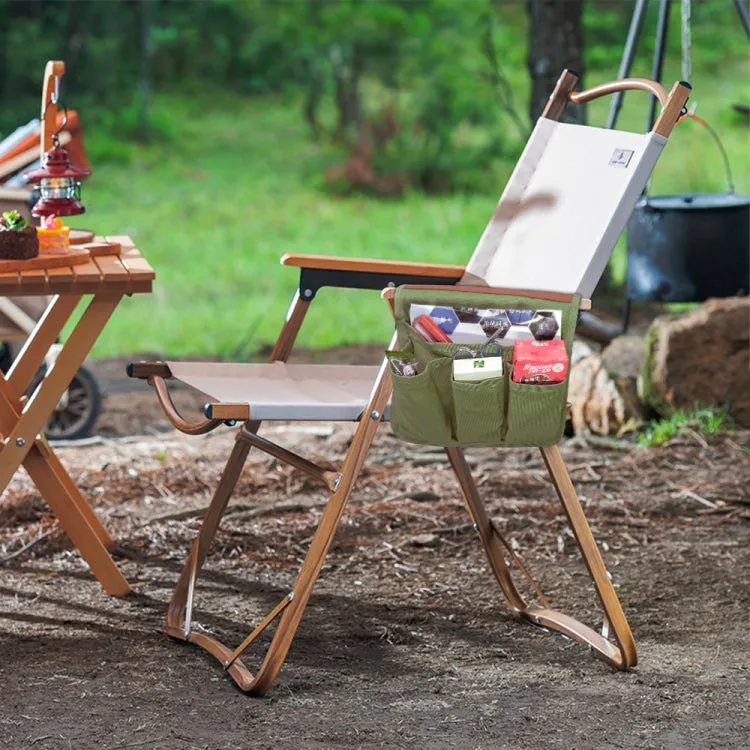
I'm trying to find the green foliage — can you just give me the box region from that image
[638,404,732,448]
[1,0,747,357]
[64,93,507,357]
[0,210,27,230]
[584,0,748,76]
[65,62,749,358]
[235,0,523,194]
[364,1,520,193]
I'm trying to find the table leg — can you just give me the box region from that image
[24,440,130,596]
[0,293,122,487]
[0,292,130,595]
[33,437,115,547]
[7,294,81,394]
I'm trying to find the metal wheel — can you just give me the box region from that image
[44,365,101,441]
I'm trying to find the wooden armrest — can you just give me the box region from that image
[281,253,465,279]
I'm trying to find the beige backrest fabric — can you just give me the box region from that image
[465,119,667,297]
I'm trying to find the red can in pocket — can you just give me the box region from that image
[412,314,452,343]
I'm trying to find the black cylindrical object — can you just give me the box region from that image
[626,192,750,302]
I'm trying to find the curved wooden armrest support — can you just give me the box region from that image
[569,77,669,108]
[281,253,465,279]
[148,376,223,435]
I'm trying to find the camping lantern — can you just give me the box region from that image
[24,138,91,217]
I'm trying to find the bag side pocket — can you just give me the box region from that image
[389,356,454,446]
[504,380,569,447]
[452,375,506,446]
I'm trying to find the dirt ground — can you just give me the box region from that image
[0,362,748,750]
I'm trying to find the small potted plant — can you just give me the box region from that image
[0,210,39,260]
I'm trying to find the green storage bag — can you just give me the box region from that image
[387,286,580,448]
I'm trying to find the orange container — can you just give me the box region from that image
[37,218,70,254]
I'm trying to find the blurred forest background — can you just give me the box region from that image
[0,0,747,357]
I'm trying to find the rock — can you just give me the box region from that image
[567,346,627,436]
[601,335,649,421]
[601,335,646,380]
[407,490,441,502]
[410,533,439,548]
[571,339,594,366]
[640,297,750,427]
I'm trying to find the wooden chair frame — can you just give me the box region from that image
[130,72,690,693]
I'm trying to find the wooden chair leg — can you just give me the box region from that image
[250,377,389,694]
[167,365,393,694]
[169,291,311,633]
[167,428,254,636]
[446,445,637,670]
[540,445,637,667]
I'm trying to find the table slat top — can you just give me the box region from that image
[0,236,154,296]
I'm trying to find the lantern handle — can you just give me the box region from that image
[40,60,65,156]
[43,102,69,149]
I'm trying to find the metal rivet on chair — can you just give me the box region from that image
[15,438,25,447]
[370,410,380,420]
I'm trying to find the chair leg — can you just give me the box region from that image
[167,428,253,636]
[167,364,393,694]
[245,407,384,694]
[168,291,311,634]
[446,445,637,670]
[540,445,637,667]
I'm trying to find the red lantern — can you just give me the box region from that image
[24,142,91,217]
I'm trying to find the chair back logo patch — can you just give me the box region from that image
[609,149,635,168]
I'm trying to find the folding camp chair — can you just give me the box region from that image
[129,70,691,694]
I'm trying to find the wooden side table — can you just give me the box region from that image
[0,236,154,595]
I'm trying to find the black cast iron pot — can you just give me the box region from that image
[626,192,750,302]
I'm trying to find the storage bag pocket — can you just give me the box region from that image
[451,375,506,446]
[388,355,454,446]
[504,380,568,447]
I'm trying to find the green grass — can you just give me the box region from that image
[72,94,513,357]
[66,59,749,358]
[638,404,732,448]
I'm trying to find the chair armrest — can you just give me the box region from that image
[281,253,465,280]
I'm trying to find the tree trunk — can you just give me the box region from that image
[303,70,324,140]
[137,0,154,144]
[526,0,585,124]
[331,43,364,139]
[65,0,86,96]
